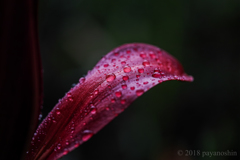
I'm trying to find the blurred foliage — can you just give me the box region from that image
[38,0,240,159]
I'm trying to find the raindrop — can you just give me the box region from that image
[122,84,127,89]
[136,89,144,96]
[123,66,131,73]
[138,68,144,73]
[152,72,161,78]
[106,73,116,82]
[136,75,140,78]
[126,50,131,54]
[130,87,135,90]
[114,52,119,56]
[56,111,61,115]
[121,61,126,65]
[115,91,122,97]
[74,143,79,148]
[121,99,126,104]
[104,64,109,67]
[149,53,156,58]
[79,77,85,84]
[122,76,129,81]
[143,81,148,85]
[82,133,93,142]
[140,52,146,58]
[63,149,69,155]
[142,60,150,66]
[111,99,116,103]
[94,89,99,95]
[91,108,97,114]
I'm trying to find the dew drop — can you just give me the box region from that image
[152,72,161,78]
[63,149,69,155]
[126,50,131,54]
[79,77,85,84]
[130,87,135,90]
[94,89,99,95]
[56,111,61,115]
[122,76,129,81]
[106,107,110,111]
[149,53,156,58]
[140,52,146,58]
[136,89,144,96]
[121,99,126,104]
[104,64,109,67]
[91,108,97,114]
[121,61,126,65]
[136,75,140,78]
[82,133,93,142]
[115,91,122,97]
[111,99,116,103]
[138,68,144,73]
[111,59,116,63]
[123,66,131,73]
[106,73,116,82]
[142,60,150,66]
[74,143,79,148]
[122,84,127,89]
[143,81,148,85]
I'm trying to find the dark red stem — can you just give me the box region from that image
[0,0,42,159]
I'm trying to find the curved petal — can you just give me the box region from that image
[26,43,193,160]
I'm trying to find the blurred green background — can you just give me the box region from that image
[38,0,240,159]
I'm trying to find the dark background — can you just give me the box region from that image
[38,0,240,160]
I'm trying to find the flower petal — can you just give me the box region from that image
[26,43,193,160]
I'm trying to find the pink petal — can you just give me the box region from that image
[26,43,193,160]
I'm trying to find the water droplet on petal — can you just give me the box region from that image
[130,87,135,90]
[121,99,126,104]
[152,72,161,78]
[149,53,156,58]
[123,66,131,73]
[121,61,126,65]
[106,73,116,82]
[122,84,127,89]
[82,132,93,142]
[122,76,129,81]
[91,108,97,114]
[115,91,122,97]
[143,81,148,85]
[111,59,116,63]
[79,77,85,84]
[140,52,146,58]
[126,50,131,54]
[142,60,150,66]
[136,89,144,96]
[138,68,144,73]
[104,64,109,67]
[56,111,61,115]
[111,98,116,103]
[136,75,140,78]
[94,89,99,95]
[63,149,69,155]
[114,52,119,56]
